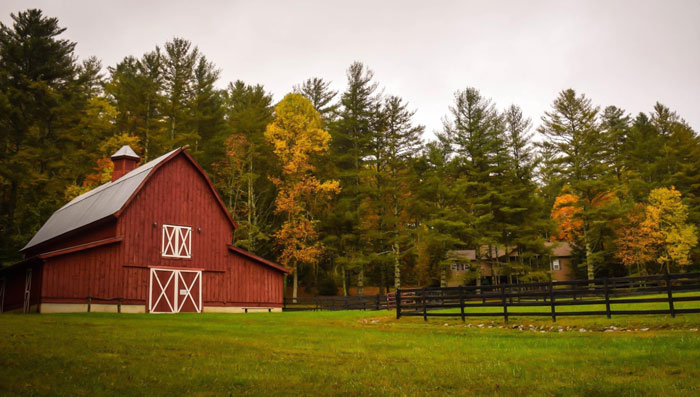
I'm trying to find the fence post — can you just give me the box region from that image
[666,273,675,318]
[283,297,286,311]
[422,289,428,322]
[396,289,402,319]
[118,298,122,314]
[501,284,508,324]
[87,297,91,313]
[459,286,465,322]
[549,281,556,322]
[604,277,611,319]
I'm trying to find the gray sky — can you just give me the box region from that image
[3,0,700,139]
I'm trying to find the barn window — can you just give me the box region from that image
[162,225,192,258]
[552,259,561,271]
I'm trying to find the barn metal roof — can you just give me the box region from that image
[22,149,178,252]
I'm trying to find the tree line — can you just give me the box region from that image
[1,10,698,297]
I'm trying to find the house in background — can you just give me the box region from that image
[446,241,575,286]
[0,146,287,314]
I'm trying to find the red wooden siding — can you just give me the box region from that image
[37,153,284,309]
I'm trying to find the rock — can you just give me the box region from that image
[579,328,587,332]
[477,324,484,328]
[604,329,614,332]
[444,323,449,326]
[640,328,649,331]
[689,328,698,332]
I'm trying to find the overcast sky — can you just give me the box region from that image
[2,0,699,139]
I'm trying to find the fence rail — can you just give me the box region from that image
[396,272,700,322]
[283,294,389,311]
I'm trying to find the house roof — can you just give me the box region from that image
[546,241,573,257]
[22,148,237,252]
[448,241,573,262]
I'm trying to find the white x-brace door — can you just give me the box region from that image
[149,268,202,313]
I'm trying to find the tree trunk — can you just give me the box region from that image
[585,234,594,281]
[393,241,401,290]
[358,265,364,296]
[292,267,298,302]
[342,266,348,296]
[379,264,385,296]
[247,147,255,253]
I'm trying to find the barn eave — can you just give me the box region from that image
[227,244,289,274]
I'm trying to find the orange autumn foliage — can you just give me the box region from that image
[551,190,616,242]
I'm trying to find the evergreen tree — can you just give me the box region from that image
[441,87,506,284]
[324,62,380,295]
[294,77,337,123]
[538,89,614,281]
[0,9,107,264]
[501,105,549,282]
[378,96,424,290]
[214,81,276,256]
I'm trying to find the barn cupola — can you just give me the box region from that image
[110,145,140,181]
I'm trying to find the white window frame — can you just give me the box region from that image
[161,224,192,258]
[552,259,561,271]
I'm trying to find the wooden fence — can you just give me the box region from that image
[396,272,700,322]
[283,294,389,311]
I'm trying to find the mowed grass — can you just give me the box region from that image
[2,306,700,396]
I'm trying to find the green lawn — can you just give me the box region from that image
[2,309,700,396]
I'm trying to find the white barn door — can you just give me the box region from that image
[149,268,202,313]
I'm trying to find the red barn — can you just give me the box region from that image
[0,146,287,314]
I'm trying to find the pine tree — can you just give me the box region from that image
[538,89,613,281]
[162,38,200,149]
[377,96,423,290]
[106,50,166,161]
[0,9,106,264]
[294,77,337,123]
[325,62,380,295]
[441,87,506,284]
[500,105,549,282]
[214,81,276,255]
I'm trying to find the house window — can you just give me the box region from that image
[552,259,561,271]
[162,224,192,258]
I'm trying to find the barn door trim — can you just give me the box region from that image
[149,267,202,313]
[177,271,202,313]
[150,269,176,313]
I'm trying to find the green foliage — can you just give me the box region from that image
[0,9,111,264]
[2,8,700,293]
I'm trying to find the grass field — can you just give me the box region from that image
[2,307,700,396]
